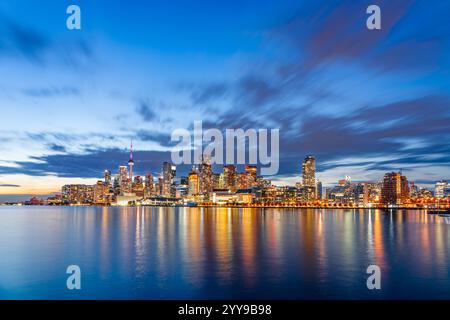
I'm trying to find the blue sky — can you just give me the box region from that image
[0,0,450,194]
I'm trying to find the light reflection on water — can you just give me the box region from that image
[0,206,449,299]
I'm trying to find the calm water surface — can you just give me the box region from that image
[0,206,449,299]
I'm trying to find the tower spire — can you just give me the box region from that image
[128,140,134,180]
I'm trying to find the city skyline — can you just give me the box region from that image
[1,0,450,195]
[4,146,449,207]
[1,136,449,198]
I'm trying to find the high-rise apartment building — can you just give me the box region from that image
[435,181,450,198]
[381,172,410,205]
[223,165,237,192]
[188,167,200,195]
[301,155,316,200]
[245,165,257,188]
[200,157,213,194]
[162,162,176,197]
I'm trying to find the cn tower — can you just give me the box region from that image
[128,140,134,180]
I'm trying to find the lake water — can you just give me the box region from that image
[0,206,449,299]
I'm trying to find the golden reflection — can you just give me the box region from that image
[182,207,203,285]
[240,208,257,286]
[213,207,233,283]
[372,210,385,267]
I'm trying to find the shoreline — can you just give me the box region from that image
[0,203,446,210]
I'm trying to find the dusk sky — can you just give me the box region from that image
[0,0,450,195]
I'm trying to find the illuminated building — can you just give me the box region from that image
[188,167,200,195]
[381,172,410,205]
[62,184,94,204]
[316,180,322,199]
[363,182,381,204]
[212,173,221,189]
[212,190,237,205]
[261,186,276,202]
[435,181,450,198]
[144,173,155,198]
[245,165,257,188]
[256,176,271,189]
[237,172,247,189]
[199,156,213,194]
[157,174,164,195]
[94,180,108,204]
[223,165,237,192]
[302,155,316,200]
[409,182,419,199]
[104,170,111,187]
[174,177,189,198]
[419,188,433,198]
[118,166,130,193]
[162,162,176,197]
[132,176,144,197]
[113,174,120,196]
[236,189,253,204]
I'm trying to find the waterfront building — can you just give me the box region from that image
[316,181,323,199]
[245,165,257,188]
[132,176,144,197]
[237,172,248,189]
[199,157,213,194]
[212,173,221,189]
[435,181,450,198]
[188,167,200,195]
[212,190,237,205]
[218,173,225,189]
[381,172,410,205]
[162,162,176,197]
[236,189,253,204]
[256,176,271,189]
[410,182,419,199]
[62,184,94,204]
[223,165,237,192]
[94,180,108,204]
[157,174,164,196]
[363,182,381,205]
[302,155,316,200]
[118,165,130,193]
[419,188,433,198]
[104,170,111,187]
[144,173,154,198]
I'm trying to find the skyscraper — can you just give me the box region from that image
[238,172,247,189]
[118,165,130,193]
[302,155,316,187]
[316,180,322,199]
[381,172,410,205]
[245,165,257,188]
[435,181,450,198]
[223,165,237,192]
[144,173,154,198]
[188,166,199,195]
[199,156,213,194]
[302,155,316,200]
[162,162,176,197]
[104,170,111,187]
